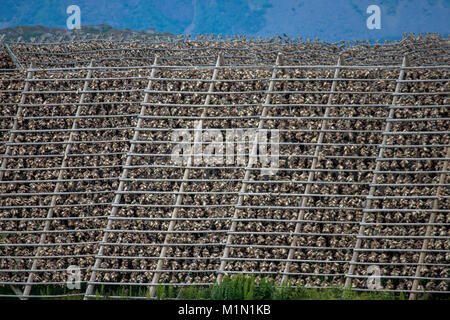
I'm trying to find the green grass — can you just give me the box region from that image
[2,275,447,300]
[154,275,399,300]
[0,275,421,300]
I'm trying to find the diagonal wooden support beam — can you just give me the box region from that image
[216,52,283,284]
[22,61,95,299]
[83,56,160,299]
[10,285,24,300]
[4,43,23,72]
[0,62,34,181]
[149,54,224,298]
[344,55,409,289]
[281,55,343,283]
[409,147,449,300]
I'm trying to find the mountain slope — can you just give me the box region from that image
[0,0,448,41]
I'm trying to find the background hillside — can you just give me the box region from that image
[0,0,449,42]
[0,24,173,42]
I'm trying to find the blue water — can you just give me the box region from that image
[0,0,448,42]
